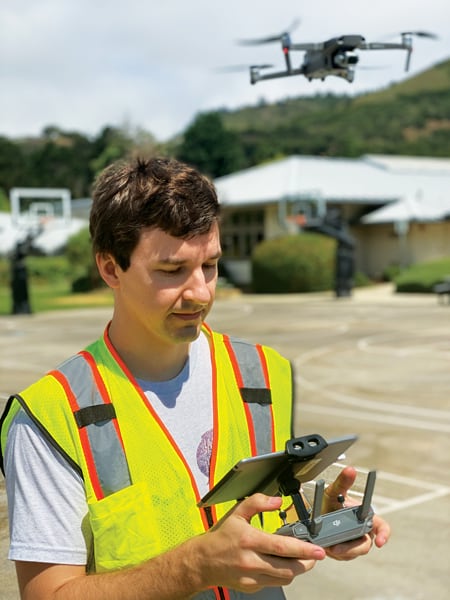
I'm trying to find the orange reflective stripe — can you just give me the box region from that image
[255,344,270,387]
[222,334,275,456]
[255,344,276,453]
[49,368,105,500]
[52,349,131,501]
[79,350,126,453]
[222,334,258,455]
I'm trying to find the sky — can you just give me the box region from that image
[1,0,449,142]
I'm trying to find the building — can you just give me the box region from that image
[214,154,450,285]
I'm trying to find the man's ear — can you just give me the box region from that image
[96,253,120,289]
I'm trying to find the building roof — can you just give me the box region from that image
[363,154,450,175]
[362,194,450,224]
[214,154,450,224]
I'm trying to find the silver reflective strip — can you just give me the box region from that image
[227,338,272,456]
[228,339,266,388]
[57,355,131,496]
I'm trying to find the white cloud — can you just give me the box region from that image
[0,0,449,141]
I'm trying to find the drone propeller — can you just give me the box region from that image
[237,18,300,46]
[215,64,274,73]
[401,30,439,39]
[400,30,438,71]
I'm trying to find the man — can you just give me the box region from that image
[0,156,390,600]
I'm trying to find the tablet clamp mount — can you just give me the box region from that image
[275,436,376,547]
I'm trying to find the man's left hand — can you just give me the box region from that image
[322,465,391,561]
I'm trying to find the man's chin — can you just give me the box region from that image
[171,324,202,343]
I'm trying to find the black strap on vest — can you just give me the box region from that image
[74,404,117,429]
[239,388,272,406]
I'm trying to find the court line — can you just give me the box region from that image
[330,466,450,515]
[358,333,450,359]
[297,402,450,433]
[296,372,450,422]
[374,487,450,516]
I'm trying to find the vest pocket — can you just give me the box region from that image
[88,481,156,572]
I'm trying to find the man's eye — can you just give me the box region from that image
[158,267,181,275]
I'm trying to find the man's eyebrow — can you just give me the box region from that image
[158,257,184,265]
[158,252,222,265]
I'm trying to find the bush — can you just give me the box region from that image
[66,227,103,291]
[394,257,450,293]
[382,263,403,282]
[27,255,71,284]
[354,271,373,287]
[252,233,335,293]
[0,255,71,286]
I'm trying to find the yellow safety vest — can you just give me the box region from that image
[1,324,293,598]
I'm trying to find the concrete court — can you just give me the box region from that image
[0,283,449,600]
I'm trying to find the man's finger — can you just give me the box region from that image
[231,494,283,522]
[324,465,357,503]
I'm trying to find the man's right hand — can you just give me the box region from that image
[15,494,325,600]
[197,493,326,593]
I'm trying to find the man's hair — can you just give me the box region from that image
[89,156,220,270]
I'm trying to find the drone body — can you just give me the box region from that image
[240,27,437,85]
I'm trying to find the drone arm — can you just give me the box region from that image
[404,48,412,71]
[360,40,412,71]
[359,42,405,50]
[289,42,324,51]
[251,67,305,84]
[283,47,292,73]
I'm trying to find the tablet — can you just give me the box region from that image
[198,434,357,507]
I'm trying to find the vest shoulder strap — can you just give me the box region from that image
[54,351,131,500]
[222,334,274,456]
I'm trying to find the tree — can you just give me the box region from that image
[176,112,245,177]
[0,136,26,194]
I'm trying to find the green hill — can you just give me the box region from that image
[218,58,450,161]
[354,58,450,102]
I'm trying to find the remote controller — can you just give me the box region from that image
[276,470,376,547]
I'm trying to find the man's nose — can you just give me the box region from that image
[183,269,214,303]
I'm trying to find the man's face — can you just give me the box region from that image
[105,222,221,349]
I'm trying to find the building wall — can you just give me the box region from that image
[221,202,450,286]
[353,221,450,279]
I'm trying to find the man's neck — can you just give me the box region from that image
[107,321,191,382]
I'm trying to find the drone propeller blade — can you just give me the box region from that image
[238,18,300,46]
[215,64,274,73]
[401,30,438,39]
[238,35,282,45]
[215,65,251,73]
[250,64,274,70]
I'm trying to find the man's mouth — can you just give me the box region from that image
[173,310,204,321]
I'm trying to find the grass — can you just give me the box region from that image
[0,281,114,315]
[0,255,114,315]
[394,257,450,293]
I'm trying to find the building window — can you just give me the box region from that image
[221,210,264,259]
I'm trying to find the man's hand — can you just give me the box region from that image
[322,466,391,561]
[200,493,326,593]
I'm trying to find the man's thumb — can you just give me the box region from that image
[232,494,283,522]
